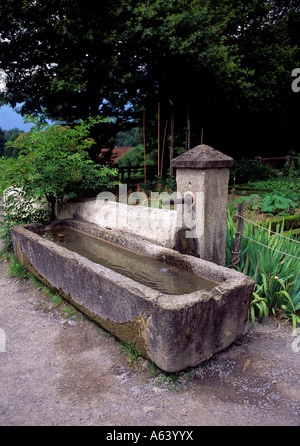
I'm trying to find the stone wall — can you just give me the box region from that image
[56,198,178,248]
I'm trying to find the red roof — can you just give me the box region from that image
[98,147,132,164]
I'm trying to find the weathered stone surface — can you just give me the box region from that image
[10,219,254,372]
[171,144,234,169]
[56,198,178,249]
[174,226,200,257]
[172,145,234,265]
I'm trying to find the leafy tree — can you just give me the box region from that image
[0,0,299,162]
[116,144,155,167]
[2,128,25,157]
[111,0,255,152]
[0,1,254,135]
[222,0,300,157]
[0,1,116,120]
[115,127,143,148]
[3,128,24,143]
[1,116,118,221]
[0,0,132,160]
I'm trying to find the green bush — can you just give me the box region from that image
[0,116,119,253]
[260,194,296,214]
[250,178,300,208]
[230,159,277,184]
[229,192,298,217]
[115,144,156,167]
[1,115,118,221]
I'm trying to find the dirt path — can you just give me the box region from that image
[0,253,299,428]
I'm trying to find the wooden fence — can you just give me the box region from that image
[254,155,298,168]
[112,165,158,183]
[109,155,298,185]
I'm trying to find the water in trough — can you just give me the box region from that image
[44,227,218,295]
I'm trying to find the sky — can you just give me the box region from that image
[0,105,34,131]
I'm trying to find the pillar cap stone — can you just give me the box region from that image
[171,144,234,169]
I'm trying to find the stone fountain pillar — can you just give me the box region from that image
[171,144,234,266]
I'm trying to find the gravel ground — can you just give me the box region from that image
[0,253,299,427]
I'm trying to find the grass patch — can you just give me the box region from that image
[29,275,64,309]
[5,253,80,320]
[155,371,180,392]
[8,254,29,279]
[60,304,77,319]
[120,340,141,369]
[118,340,195,391]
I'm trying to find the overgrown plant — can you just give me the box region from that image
[227,211,300,329]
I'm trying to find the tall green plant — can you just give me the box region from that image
[226,211,300,328]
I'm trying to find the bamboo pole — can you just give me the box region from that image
[188,117,191,151]
[158,102,160,177]
[170,110,174,175]
[185,106,191,151]
[231,203,244,266]
[143,108,146,184]
[185,107,188,151]
[160,119,168,177]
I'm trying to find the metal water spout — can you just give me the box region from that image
[161,193,193,206]
[162,193,198,257]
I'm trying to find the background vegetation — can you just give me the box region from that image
[1,0,299,169]
[0,127,24,157]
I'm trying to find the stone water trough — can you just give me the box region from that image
[10,218,254,372]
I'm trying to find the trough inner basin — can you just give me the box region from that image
[43,227,218,295]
